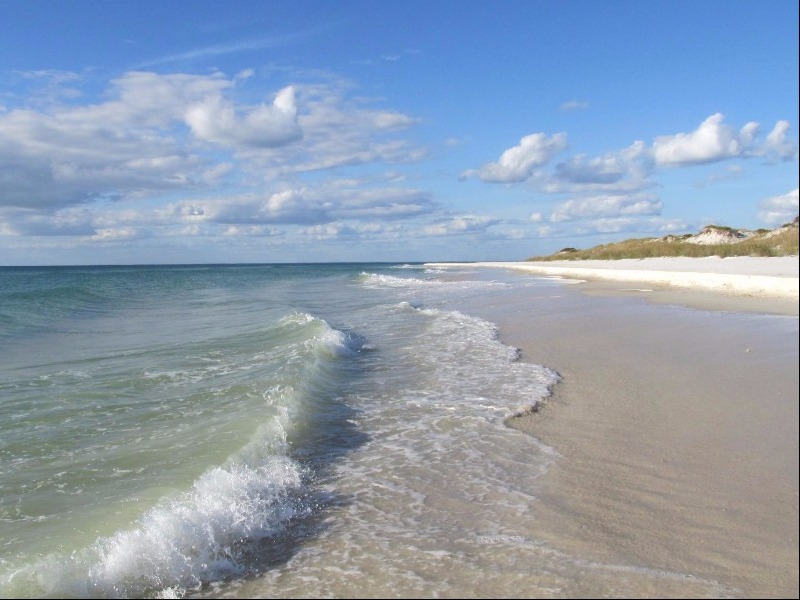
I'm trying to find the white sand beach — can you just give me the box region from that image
[430,256,799,598]
[427,256,799,316]
[428,256,799,300]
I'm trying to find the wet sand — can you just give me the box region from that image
[458,271,799,598]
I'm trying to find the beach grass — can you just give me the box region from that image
[527,220,799,261]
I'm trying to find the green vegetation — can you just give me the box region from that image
[527,219,799,261]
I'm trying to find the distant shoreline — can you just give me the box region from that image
[426,255,799,312]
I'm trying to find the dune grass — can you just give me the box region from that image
[527,224,799,261]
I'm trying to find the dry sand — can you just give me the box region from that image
[428,256,799,314]
[438,258,799,598]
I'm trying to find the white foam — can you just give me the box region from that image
[403,305,559,417]
[359,272,442,288]
[56,458,302,598]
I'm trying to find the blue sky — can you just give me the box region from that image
[1,0,798,265]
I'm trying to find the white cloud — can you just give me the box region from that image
[0,72,234,209]
[0,174,437,247]
[158,183,435,230]
[758,188,799,224]
[0,206,95,236]
[211,190,328,225]
[570,217,690,237]
[221,224,283,237]
[423,215,500,236]
[470,114,794,200]
[301,222,355,240]
[3,60,795,263]
[0,69,427,247]
[652,113,753,166]
[464,133,568,183]
[529,217,690,241]
[651,113,797,166]
[185,85,301,148]
[559,100,589,111]
[13,69,85,104]
[371,112,418,130]
[91,227,139,241]
[764,121,798,161]
[549,194,663,222]
[97,71,231,127]
[331,188,434,219]
[134,31,324,68]
[239,80,424,176]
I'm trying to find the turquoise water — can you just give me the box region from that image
[2,263,746,598]
[0,264,563,598]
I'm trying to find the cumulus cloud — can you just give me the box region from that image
[652,113,754,166]
[651,113,797,166]
[549,194,663,222]
[463,133,567,183]
[185,85,301,148]
[758,188,799,224]
[468,114,794,202]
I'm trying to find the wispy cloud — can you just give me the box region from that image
[135,27,328,68]
[559,99,589,112]
[351,48,420,67]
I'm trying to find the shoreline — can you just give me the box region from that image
[446,263,799,598]
[426,256,799,316]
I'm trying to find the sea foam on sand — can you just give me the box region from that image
[427,256,799,300]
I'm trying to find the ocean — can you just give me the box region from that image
[0,263,737,598]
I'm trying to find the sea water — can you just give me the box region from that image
[0,264,728,598]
